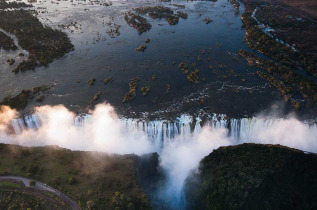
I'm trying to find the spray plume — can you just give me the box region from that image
[0,103,316,209]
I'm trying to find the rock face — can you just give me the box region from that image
[135,153,167,209]
[184,143,317,210]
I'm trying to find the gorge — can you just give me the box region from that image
[1,103,317,209]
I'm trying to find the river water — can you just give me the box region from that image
[0,0,292,119]
[1,2,316,208]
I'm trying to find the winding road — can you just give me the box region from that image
[0,176,80,210]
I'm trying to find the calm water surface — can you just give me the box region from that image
[0,0,289,118]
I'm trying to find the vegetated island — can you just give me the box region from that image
[124,6,188,34]
[0,85,51,110]
[0,31,17,51]
[185,143,317,210]
[239,0,317,113]
[0,0,74,73]
[241,0,316,76]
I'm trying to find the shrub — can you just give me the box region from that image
[29,180,36,187]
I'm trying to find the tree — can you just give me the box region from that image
[87,200,94,210]
[29,180,36,187]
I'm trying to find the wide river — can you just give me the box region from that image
[0,0,299,119]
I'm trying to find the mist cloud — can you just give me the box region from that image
[0,104,154,155]
[0,103,316,209]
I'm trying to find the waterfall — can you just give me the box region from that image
[4,106,317,210]
[10,112,316,145]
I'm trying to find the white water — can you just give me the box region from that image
[9,110,317,153]
[1,104,317,209]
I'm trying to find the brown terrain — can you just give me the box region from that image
[244,0,317,74]
[252,0,317,20]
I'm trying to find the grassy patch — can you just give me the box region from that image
[0,190,62,209]
[0,181,22,189]
[0,8,73,73]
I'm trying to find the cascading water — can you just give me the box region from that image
[3,104,317,209]
[10,112,317,149]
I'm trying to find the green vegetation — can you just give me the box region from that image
[123,78,139,103]
[104,76,113,85]
[131,6,187,27]
[0,191,63,210]
[230,0,240,11]
[42,190,69,208]
[240,1,316,77]
[187,69,201,84]
[106,23,121,38]
[134,6,177,25]
[29,180,36,187]
[0,8,73,73]
[0,181,22,189]
[36,95,45,102]
[204,17,212,24]
[141,85,151,96]
[134,5,174,16]
[0,85,51,110]
[172,4,185,8]
[0,32,17,51]
[89,91,102,107]
[165,15,179,25]
[256,71,290,94]
[124,12,152,34]
[92,91,102,101]
[166,83,170,94]
[68,177,76,185]
[239,49,317,107]
[177,11,188,19]
[87,78,96,86]
[255,4,316,76]
[111,191,151,210]
[185,143,317,210]
[178,62,189,74]
[0,143,152,209]
[136,45,146,52]
[178,62,203,83]
[7,58,15,65]
[14,57,38,73]
[0,0,32,10]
